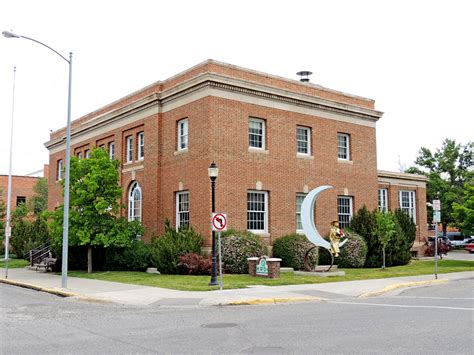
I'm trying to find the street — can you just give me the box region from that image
[1,279,473,354]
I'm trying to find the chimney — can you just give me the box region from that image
[296,71,312,82]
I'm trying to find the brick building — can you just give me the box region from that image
[0,165,49,210]
[45,60,428,252]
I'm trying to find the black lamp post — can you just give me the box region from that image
[208,162,219,286]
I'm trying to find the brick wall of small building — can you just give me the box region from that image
[0,175,39,209]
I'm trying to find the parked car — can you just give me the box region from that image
[452,237,474,248]
[465,241,474,253]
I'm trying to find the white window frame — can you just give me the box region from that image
[296,126,311,155]
[399,190,416,223]
[176,191,190,229]
[128,181,142,222]
[57,159,63,181]
[378,189,388,212]
[109,142,115,159]
[337,133,350,160]
[247,190,268,233]
[137,132,144,160]
[249,118,265,149]
[85,149,90,159]
[296,193,306,232]
[77,152,83,159]
[177,119,188,151]
[337,196,353,229]
[126,136,133,163]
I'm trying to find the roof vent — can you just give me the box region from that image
[296,71,312,82]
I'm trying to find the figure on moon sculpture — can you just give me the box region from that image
[328,220,345,257]
[301,185,347,271]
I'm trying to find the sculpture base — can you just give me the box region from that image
[294,270,345,277]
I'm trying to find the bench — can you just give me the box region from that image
[34,257,57,272]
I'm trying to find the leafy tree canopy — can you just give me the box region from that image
[49,147,144,272]
[28,177,48,215]
[406,139,473,233]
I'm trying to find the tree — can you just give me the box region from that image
[28,177,48,214]
[406,139,473,235]
[375,212,396,269]
[49,147,144,273]
[452,180,474,236]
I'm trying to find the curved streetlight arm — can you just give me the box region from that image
[19,35,70,64]
[2,30,70,63]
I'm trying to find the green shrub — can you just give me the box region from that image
[336,231,367,268]
[150,222,203,274]
[389,209,416,266]
[10,206,49,259]
[349,206,381,267]
[272,234,318,270]
[220,229,266,274]
[104,240,152,271]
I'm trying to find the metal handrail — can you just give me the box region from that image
[24,242,51,266]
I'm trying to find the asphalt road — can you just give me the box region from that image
[1,279,473,354]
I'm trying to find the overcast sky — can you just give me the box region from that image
[1,0,472,176]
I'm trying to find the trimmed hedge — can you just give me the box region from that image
[104,240,152,271]
[220,229,266,274]
[335,231,367,268]
[272,234,318,270]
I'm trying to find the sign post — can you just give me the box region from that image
[212,213,227,290]
[433,199,441,279]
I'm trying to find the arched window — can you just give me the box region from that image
[128,181,142,222]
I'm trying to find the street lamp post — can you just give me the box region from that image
[208,162,219,286]
[4,66,17,280]
[2,30,73,288]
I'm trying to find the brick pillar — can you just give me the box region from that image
[247,257,258,276]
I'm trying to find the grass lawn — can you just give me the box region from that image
[67,259,474,291]
[0,258,29,268]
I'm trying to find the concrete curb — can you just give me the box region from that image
[358,279,449,298]
[226,296,323,306]
[0,278,108,303]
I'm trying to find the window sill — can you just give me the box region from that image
[296,153,314,160]
[248,231,270,238]
[174,148,188,156]
[338,159,353,165]
[296,230,305,235]
[248,147,269,154]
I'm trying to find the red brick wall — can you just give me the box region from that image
[0,175,39,209]
[378,182,428,243]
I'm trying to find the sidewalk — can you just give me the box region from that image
[1,267,473,307]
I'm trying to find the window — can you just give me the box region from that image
[138,132,144,160]
[85,149,90,159]
[57,160,63,180]
[249,118,265,149]
[337,196,353,229]
[126,136,133,162]
[247,191,268,232]
[337,133,350,160]
[128,182,142,222]
[109,142,115,159]
[400,190,416,223]
[176,191,190,229]
[296,126,311,155]
[378,189,388,212]
[296,193,306,232]
[77,152,83,159]
[16,196,26,206]
[177,119,188,150]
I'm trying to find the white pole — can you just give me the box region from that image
[218,230,223,290]
[4,66,17,279]
[434,222,438,279]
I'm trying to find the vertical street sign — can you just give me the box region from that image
[433,199,441,211]
[211,213,227,290]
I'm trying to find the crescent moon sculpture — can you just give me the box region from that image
[301,185,348,250]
